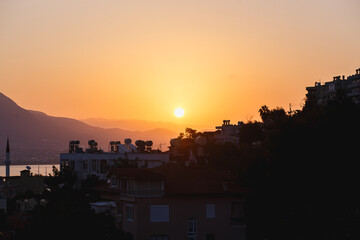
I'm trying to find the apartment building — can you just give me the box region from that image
[306,68,360,104]
[96,167,248,240]
[60,140,169,180]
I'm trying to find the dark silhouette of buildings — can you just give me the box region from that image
[306,68,360,104]
[60,139,169,180]
[95,167,248,240]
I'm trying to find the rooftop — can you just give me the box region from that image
[107,166,249,196]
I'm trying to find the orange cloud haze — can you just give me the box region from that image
[1,0,360,129]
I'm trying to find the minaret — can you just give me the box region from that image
[5,137,10,177]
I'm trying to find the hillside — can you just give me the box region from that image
[81,118,205,133]
[0,92,177,164]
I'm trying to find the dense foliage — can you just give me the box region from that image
[174,98,360,240]
[2,168,132,240]
[246,100,360,240]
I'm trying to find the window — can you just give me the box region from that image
[137,180,148,195]
[120,179,126,192]
[127,180,134,194]
[81,161,88,170]
[116,201,122,216]
[126,204,134,221]
[136,180,163,196]
[69,160,75,169]
[119,179,134,195]
[231,201,245,226]
[149,180,162,196]
[150,235,169,240]
[206,204,215,219]
[150,205,169,222]
[92,159,97,172]
[100,160,107,173]
[188,218,197,239]
[111,176,116,188]
[61,159,69,170]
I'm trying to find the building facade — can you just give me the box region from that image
[306,68,360,104]
[96,168,247,240]
[60,140,169,180]
[215,120,243,144]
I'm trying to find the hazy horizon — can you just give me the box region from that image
[81,117,212,133]
[1,0,360,127]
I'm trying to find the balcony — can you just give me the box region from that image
[110,178,164,197]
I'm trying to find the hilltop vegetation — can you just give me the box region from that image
[173,97,360,240]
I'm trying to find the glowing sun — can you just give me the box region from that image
[174,108,185,118]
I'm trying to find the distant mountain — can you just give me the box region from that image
[0,92,177,164]
[81,118,200,133]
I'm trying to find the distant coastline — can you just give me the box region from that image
[0,162,58,166]
[0,163,60,177]
[0,159,59,166]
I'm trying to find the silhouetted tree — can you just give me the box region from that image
[15,169,133,240]
[184,127,198,139]
[246,101,360,240]
[258,105,270,121]
[238,121,264,145]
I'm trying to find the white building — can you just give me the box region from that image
[60,140,169,180]
[215,120,243,144]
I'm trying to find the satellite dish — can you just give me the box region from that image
[26,166,31,170]
[135,140,145,147]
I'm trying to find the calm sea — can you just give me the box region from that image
[0,164,60,177]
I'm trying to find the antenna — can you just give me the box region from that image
[158,142,166,151]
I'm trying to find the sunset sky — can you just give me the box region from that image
[1,0,360,130]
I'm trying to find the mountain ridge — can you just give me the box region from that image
[81,117,205,133]
[0,92,177,164]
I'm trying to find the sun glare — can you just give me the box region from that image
[174,108,184,118]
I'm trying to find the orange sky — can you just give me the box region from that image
[1,0,360,130]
